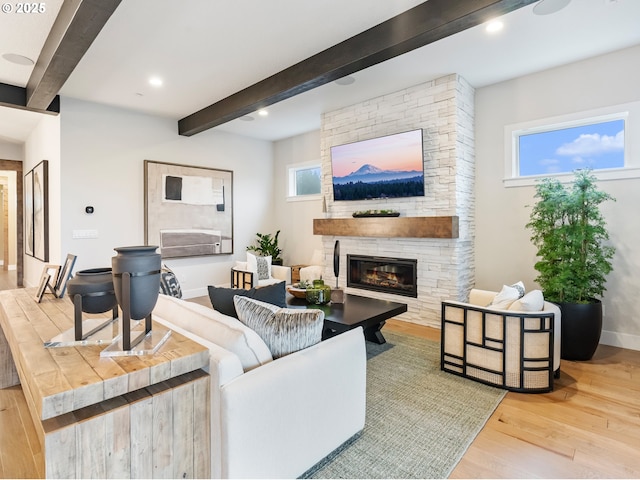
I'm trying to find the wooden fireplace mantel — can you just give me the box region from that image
[313,216,459,238]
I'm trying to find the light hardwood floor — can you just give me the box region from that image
[1,300,639,478]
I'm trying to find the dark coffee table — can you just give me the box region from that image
[286,293,408,344]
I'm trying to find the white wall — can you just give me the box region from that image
[273,130,323,265]
[60,97,274,297]
[476,44,640,350]
[23,113,61,286]
[0,140,23,161]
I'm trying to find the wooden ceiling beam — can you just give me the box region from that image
[25,0,122,111]
[179,0,535,137]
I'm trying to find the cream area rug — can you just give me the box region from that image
[301,331,506,479]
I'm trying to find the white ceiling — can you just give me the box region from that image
[1,0,640,143]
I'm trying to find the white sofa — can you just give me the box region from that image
[441,288,561,393]
[152,294,366,478]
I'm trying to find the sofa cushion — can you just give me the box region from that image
[509,289,544,312]
[247,252,272,280]
[490,281,525,309]
[159,264,182,298]
[233,296,324,359]
[208,281,286,318]
[153,294,272,371]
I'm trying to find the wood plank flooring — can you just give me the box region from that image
[1,297,639,478]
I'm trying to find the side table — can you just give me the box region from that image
[290,264,308,284]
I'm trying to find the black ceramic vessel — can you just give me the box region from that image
[559,300,603,361]
[111,246,161,320]
[66,268,117,314]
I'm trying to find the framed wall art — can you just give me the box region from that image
[24,160,49,262]
[144,160,233,258]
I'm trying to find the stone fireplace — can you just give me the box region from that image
[347,255,418,298]
[317,74,475,328]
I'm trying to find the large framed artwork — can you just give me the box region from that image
[24,160,49,262]
[144,160,233,258]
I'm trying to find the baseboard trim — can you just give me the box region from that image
[600,329,640,352]
[181,286,208,299]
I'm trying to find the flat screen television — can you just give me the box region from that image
[330,129,424,201]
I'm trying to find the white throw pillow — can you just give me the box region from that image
[247,252,272,280]
[233,296,324,359]
[509,289,544,312]
[490,281,525,309]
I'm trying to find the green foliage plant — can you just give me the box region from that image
[246,230,282,262]
[526,169,615,304]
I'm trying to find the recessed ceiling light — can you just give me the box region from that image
[149,76,163,87]
[239,115,254,122]
[485,20,503,33]
[257,109,268,117]
[335,76,356,86]
[533,0,571,15]
[2,53,35,66]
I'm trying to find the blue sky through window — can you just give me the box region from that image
[518,119,624,176]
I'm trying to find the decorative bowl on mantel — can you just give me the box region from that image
[352,210,400,218]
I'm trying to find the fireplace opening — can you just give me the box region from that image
[347,255,417,298]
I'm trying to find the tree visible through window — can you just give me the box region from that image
[288,164,321,198]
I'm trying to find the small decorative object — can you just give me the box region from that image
[34,271,50,303]
[54,254,77,298]
[44,264,60,293]
[352,209,400,218]
[286,284,308,299]
[305,279,332,305]
[66,268,118,341]
[110,245,163,352]
[331,240,344,303]
[247,230,283,265]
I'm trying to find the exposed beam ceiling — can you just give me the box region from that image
[25,0,121,111]
[178,0,536,137]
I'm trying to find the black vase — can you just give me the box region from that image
[559,301,603,361]
[66,268,117,314]
[111,246,161,320]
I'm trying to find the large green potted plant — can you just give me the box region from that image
[247,230,283,265]
[526,169,615,360]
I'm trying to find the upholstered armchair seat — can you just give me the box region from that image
[441,288,561,393]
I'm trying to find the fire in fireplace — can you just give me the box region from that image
[347,255,417,298]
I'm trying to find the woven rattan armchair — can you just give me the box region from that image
[441,289,561,393]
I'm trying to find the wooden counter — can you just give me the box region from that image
[0,288,210,478]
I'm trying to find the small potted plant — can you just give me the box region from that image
[526,169,615,360]
[247,230,283,265]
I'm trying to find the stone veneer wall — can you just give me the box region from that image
[319,74,475,328]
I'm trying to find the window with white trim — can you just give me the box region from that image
[287,162,321,200]
[504,102,640,187]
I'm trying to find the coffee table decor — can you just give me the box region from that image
[305,279,331,305]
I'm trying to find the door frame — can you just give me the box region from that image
[0,160,23,287]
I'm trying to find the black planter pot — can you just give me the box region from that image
[558,300,603,361]
[111,246,161,320]
[66,268,117,314]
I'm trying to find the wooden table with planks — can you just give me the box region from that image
[0,288,210,479]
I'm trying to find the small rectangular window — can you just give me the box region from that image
[287,163,321,200]
[504,102,640,187]
[517,118,625,177]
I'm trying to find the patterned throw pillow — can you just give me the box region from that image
[160,265,182,298]
[233,296,324,358]
[247,253,272,280]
